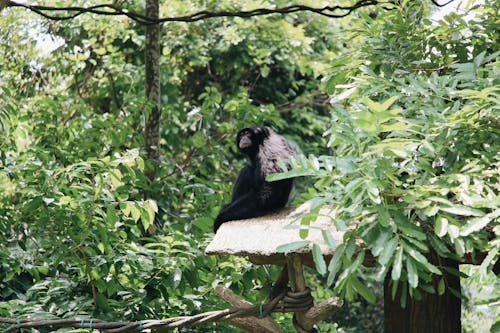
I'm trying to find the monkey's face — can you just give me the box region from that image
[238,130,253,149]
[236,127,268,155]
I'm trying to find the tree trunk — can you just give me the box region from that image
[384,257,461,333]
[144,0,161,174]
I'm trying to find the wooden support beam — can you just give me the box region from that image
[304,296,342,325]
[286,255,343,331]
[286,255,315,332]
[215,285,284,333]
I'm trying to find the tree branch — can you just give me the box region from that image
[6,0,385,24]
[430,0,456,7]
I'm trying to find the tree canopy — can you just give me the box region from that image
[0,0,498,332]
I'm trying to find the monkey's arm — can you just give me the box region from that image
[213,180,293,233]
[213,190,266,232]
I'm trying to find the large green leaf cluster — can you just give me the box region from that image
[272,1,499,317]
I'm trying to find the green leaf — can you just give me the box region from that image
[193,216,212,232]
[437,278,445,295]
[130,204,141,222]
[380,96,399,111]
[98,242,105,254]
[428,234,451,257]
[146,199,158,213]
[299,210,318,239]
[423,205,439,217]
[277,158,288,172]
[140,206,153,231]
[363,95,398,113]
[448,224,460,241]
[94,173,104,200]
[322,230,337,248]
[354,111,377,133]
[191,132,206,148]
[350,276,376,304]
[454,239,465,257]
[260,64,270,78]
[350,251,366,272]
[434,215,448,237]
[400,283,407,308]
[396,222,427,241]
[403,243,442,275]
[479,248,499,272]
[377,206,390,227]
[366,182,381,204]
[106,205,117,226]
[378,108,402,124]
[401,234,429,253]
[419,282,435,294]
[94,47,106,55]
[460,211,499,236]
[136,156,145,171]
[43,198,55,205]
[120,202,131,217]
[37,265,49,275]
[371,230,391,257]
[442,266,469,279]
[406,258,418,288]
[95,293,111,312]
[266,168,318,181]
[109,169,123,188]
[345,236,356,259]
[392,247,403,280]
[327,245,344,286]
[144,201,156,226]
[391,279,399,300]
[420,140,435,155]
[380,122,407,132]
[428,197,454,206]
[172,268,182,290]
[379,238,398,266]
[276,241,310,253]
[312,244,327,276]
[440,205,485,217]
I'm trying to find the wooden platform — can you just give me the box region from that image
[206,206,345,265]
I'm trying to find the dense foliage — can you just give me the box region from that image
[0,1,498,332]
[272,1,499,331]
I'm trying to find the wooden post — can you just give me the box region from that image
[286,255,315,332]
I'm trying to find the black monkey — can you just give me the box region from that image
[213,126,295,232]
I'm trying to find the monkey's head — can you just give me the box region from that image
[236,126,270,156]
